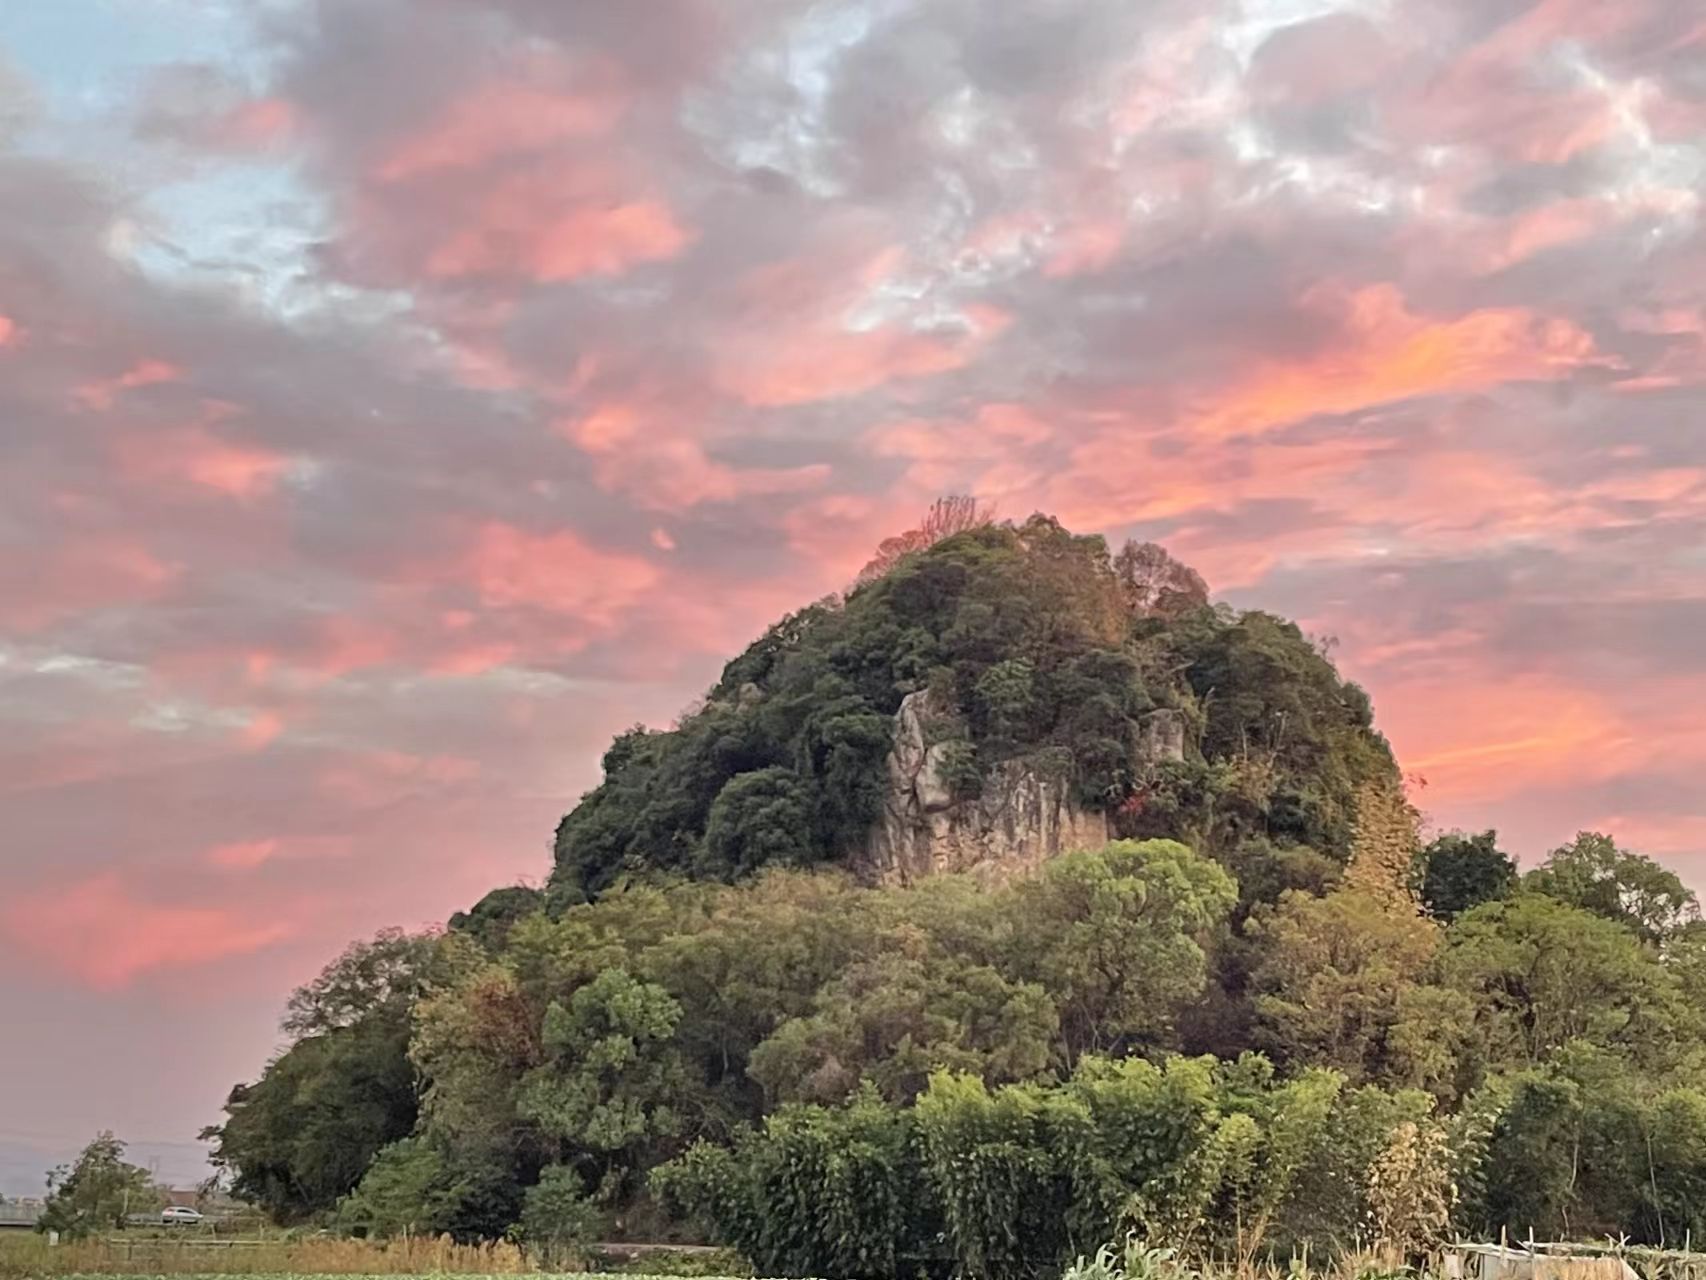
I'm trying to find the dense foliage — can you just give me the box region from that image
[37,1133,161,1239]
[202,511,1706,1273]
[550,515,1395,902]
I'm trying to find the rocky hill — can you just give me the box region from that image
[549,511,1396,904]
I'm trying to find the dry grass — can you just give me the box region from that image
[0,1232,542,1278]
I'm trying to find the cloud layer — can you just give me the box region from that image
[1,0,1703,1158]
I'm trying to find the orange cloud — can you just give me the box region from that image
[1587,813,1706,860]
[1193,285,1602,438]
[867,402,1055,502]
[428,640,519,676]
[2,874,292,989]
[1379,674,1640,805]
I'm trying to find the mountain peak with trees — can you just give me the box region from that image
[198,506,1706,1273]
[550,505,1396,904]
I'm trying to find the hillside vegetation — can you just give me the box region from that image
[198,508,1706,1276]
[554,511,1393,900]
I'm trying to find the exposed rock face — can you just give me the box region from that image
[1138,708,1186,765]
[857,691,1110,886]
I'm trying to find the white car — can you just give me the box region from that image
[161,1206,204,1225]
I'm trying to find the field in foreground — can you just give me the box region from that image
[0,1231,759,1280]
[0,1235,575,1278]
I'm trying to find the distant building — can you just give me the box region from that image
[0,1201,41,1229]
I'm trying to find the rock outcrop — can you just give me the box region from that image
[1138,708,1186,766]
[856,691,1110,886]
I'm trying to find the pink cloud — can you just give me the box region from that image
[317,750,482,813]
[214,97,300,150]
[314,616,400,677]
[460,521,662,629]
[115,426,293,500]
[428,640,519,677]
[206,838,281,871]
[380,80,626,182]
[1382,674,1640,804]
[422,176,689,282]
[1,536,181,632]
[561,402,830,509]
[718,305,1011,407]
[1043,219,1130,279]
[0,315,16,347]
[1190,285,1603,438]
[2,874,292,990]
[74,360,185,412]
[237,711,285,751]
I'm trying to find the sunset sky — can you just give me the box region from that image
[2,0,1703,1188]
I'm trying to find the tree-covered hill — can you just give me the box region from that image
[552,509,1395,903]
[201,507,1706,1272]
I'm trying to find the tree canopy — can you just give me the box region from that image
[38,1133,161,1239]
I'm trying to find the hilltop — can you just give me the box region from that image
[550,505,1394,904]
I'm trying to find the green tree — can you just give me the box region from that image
[1420,831,1516,921]
[283,927,447,1038]
[38,1133,160,1238]
[204,929,458,1223]
[701,767,815,878]
[449,886,545,954]
[748,948,1056,1104]
[550,515,1395,898]
[915,1072,1068,1278]
[1439,894,1690,1071]
[655,1086,935,1279]
[518,969,690,1199]
[973,658,1040,747]
[518,1165,605,1265]
[1247,888,1443,1086]
[1007,840,1238,1063]
[1341,782,1421,911]
[336,1138,459,1238]
[204,1014,420,1222]
[1525,831,1698,942]
[408,965,544,1238]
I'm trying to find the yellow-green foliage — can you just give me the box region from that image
[1363,1120,1454,1260]
[1341,783,1421,912]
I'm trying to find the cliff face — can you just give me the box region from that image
[855,691,1112,885]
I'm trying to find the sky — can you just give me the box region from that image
[0,0,1703,1194]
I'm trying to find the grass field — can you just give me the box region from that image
[0,1230,761,1280]
[0,1235,526,1278]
